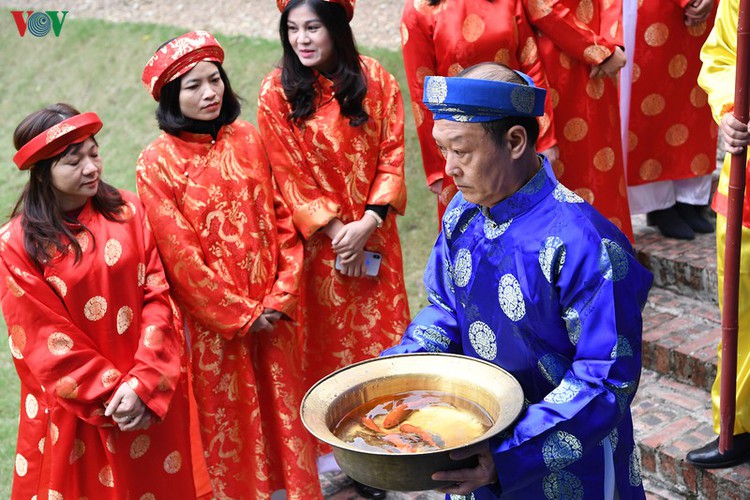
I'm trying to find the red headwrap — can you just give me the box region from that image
[13,112,103,171]
[276,0,355,21]
[141,30,224,101]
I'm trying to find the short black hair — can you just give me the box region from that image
[155,62,242,136]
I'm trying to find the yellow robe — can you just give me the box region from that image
[698,0,750,435]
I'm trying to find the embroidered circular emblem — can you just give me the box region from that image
[453,248,472,288]
[69,439,85,464]
[49,491,64,500]
[164,451,183,474]
[39,437,45,454]
[612,335,634,359]
[539,236,566,283]
[599,238,629,282]
[552,184,584,204]
[542,470,583,500]
[141,493,157,500]
[425,76,448,104]
[147,273,167,288]
[144,325,164,349]
[137,263,146,287]
[50,422,59,444]
[128,377,139,390]
[106,433,116,453]
[468,321,497,361]
[158,373,172,391]
[131,435,151,459]
[452,114,472,122]
[48,332,73,356]
[6,275,24,298]
[15,453,28,477]
[484,217,511,240]
[101,368,121,388]
[84,296,108,321]
[543,431,583,471]
[46,276,67,297]
[444,206,462,239]
[563,307,581,345]
[539,353,567,386]
[25,394,38,419]
[413,325,451,352]
[9,325,26,359]
[56,376,79,399]
[498,274,526,321]
[99,464,114,487]
[544,378,584,404]
[75,231,90,253]
[104,239,123,267]
[117,306,134,335]
[511,86,535,114]
[629,449,643,486]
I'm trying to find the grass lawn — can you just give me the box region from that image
[0,17,436,494]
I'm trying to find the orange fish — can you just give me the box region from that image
[382,403,413,429]
[382,433,416,453]
[399,423,439,448]
[361,416,384,434]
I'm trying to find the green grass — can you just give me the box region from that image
[0,17,435,495]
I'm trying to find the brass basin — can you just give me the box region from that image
[300,352,524,492]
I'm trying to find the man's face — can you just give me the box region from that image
[433,120,509,207]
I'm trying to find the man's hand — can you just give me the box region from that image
[684,0,713,26]
[249,309,283,333]
[432,441,498,495]
[591,47,626,79]
[720,112,750,155]
[105,382,152,431]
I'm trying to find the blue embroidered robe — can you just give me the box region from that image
[384,160,652,499]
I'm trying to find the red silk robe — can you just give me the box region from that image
[136,121,322,499]
[0,191,197,499]
[524,0,634,241]
[401,0,557,220]
[627,0,717,186]
[258,56,411,394]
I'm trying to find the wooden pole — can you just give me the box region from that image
[720,0,750,454]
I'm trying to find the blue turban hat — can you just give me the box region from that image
[423,71,546,123]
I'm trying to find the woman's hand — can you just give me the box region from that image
[720,112,750,155]
[331,217,377,262]
[248,308,283,333]
[338,249,367,277]
[105,382,153,431]
[432,441,498,495]
[591,46,626,79]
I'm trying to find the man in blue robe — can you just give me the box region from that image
[383,63,653,499]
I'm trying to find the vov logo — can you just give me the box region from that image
[11,11,69,37]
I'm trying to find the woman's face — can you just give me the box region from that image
[287,3,336,73]
[179,61,225,121]
[50,137,102,211]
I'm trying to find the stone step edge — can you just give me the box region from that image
[637,247,718,305]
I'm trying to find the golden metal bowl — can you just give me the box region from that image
[300,352,524,492]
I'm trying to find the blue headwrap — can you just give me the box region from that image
[423,71,546,122]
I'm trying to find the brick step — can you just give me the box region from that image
[633,214,718,305]
[642,287,720,392]
[634,369,750,499]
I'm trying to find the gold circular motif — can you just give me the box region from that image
[447,63,463,77]
[640,94,666,116]
[6,275,24,298]
[84,296,107,321]
[50,422,59,444]
[49,491,63,500]
[99,464,115,487]
[56,376,79,399]
[104,239,122,267]
[147,273,166,288]
[141,494,156,500]
[128,377,139,390]
[563,118,589,142]
[583,45,610,64]
[632,63,641,83]
[520,37,538,65]
[106,433,116,453]
[416,66,433,85]
[48,332,74,356]
[137,263,146,287]
[575,188,595,204]
[76,231,90,253]
[539,114,552,136]
[46,276,67,297]
[690,86,708,107]
[400,23,408,46]
[576,0,594,24]
[593,147,616,172]
[526,0,552,18]
[550,88,560,109]
[691,154,711,175]
[15,453,28,477]
[559,52,573,70]
[157,374,172,392]
[644,23,669,47]
[411,102,423,127]
[38,437,45,454]
[553,159,565,179]
[668,54,688,79]
[586,78,604,100]
[639,159,663,181]
[687,21,707,37]
[665,124,689,146]
[9,325,26,359]
[164,450,183,474]
[494,48,510,65]
[144,325,164,349]
[69,439,85,464]
[628,131,638,152]
[462,14,485,43]
[101,368,121,388]
[131,435,151,459]
[25,394,38,419]
[117,306,134,335]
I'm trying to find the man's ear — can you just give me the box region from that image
[505,125,528,160]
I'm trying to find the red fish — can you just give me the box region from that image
[399,423,439,448]
[382,433,416,453]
